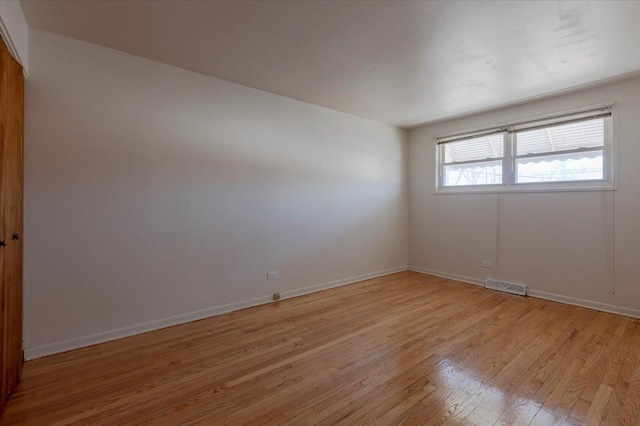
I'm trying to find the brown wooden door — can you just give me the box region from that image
[0,37,24,409]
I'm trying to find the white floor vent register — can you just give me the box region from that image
[485,279,527,296]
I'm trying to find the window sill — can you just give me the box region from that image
[434,184,616,195]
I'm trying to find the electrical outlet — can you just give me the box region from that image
[267,271,278,280]
[481,260,492,268]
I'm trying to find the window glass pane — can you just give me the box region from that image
[516,118,604,156]
[444,134,504,163]
[515,150,603,183]
[443,160,502,186]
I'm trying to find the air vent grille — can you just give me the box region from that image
[485,279,526,296]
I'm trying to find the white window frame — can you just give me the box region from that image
[435,103,615,194]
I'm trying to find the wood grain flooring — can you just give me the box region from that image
[3,271,640,425]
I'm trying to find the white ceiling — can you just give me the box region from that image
[20,0,640,128]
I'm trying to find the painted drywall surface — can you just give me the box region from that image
[409,76,640,311]
[19,1,640,128]
[24,29,408,351]
[0,0,28,73]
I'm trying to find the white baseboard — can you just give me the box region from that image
[408,266,640,320]
[24,265,408,361]
[407,265,485,287]
[526,289,640,319]
[280,266,407,299]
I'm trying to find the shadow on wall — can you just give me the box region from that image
[24,29,408,349]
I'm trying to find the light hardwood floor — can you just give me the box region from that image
[3,271,640,425]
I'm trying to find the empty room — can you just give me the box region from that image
[1,0,639,424]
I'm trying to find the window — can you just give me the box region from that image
[441,133,504,186]
[436,105,613,192]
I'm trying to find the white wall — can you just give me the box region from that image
[0,0,28,73]
[409,76,640,315]
[24,29,408,358]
